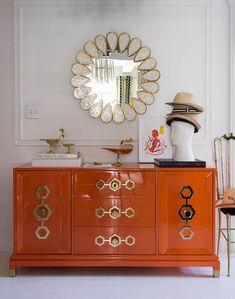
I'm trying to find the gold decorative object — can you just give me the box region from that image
[9,269,16,277]
[213,270,220,278]
[35,226,50,240]
[179,225,194,240]
[178,185,195,241]
[40,128,64,154]
[62,142,75,154]
[34,184,51,240]
[95,234,135,248]
[71,32,160,123]
[95,178,135,191]
[102,137,134,166]
[95,206,135,219]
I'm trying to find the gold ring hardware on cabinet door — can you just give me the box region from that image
[95,178,135,192]
[95,234,135,248]
[34,185,51,240]
[178,185,195,240]
[95,206,135,219]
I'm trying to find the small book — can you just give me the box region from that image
[32,156,83,167]
[34,152,80,160]
[154,158,206,168]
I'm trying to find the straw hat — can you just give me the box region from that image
[166,92,204,112]
[166,113,201,133]
[216,188,235,208]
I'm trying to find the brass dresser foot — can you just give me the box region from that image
[213,269,220,278]
[9,269,16,277]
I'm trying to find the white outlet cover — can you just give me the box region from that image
[25,105,40,119]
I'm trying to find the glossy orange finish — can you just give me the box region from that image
[74,197,155,227]
[9,164,220,276]
[158,169,215,255]
[74,170,155,199]
[13,170,72,254]
[74,227,156,254]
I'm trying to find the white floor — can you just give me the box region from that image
[0,252,234,299]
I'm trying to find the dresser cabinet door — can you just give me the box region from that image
[158,170,215,255]
[14,170,72,254]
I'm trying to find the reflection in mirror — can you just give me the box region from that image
[90,53,140,108]
[71,32,160,124]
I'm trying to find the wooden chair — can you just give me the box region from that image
[214,133,235,276]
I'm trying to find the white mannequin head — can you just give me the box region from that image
[171,120,195,161]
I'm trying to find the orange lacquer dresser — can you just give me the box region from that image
[9,163,220,277]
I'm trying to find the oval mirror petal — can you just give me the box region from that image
[76,51,93,66]
[128,38,142,57]
[137,91,155,105]
[141,69,160,81]
[138,57,157,70]
[90,99,103,118]
[131,98,147,114]
[94,35,107,55]
[72,63,92,76]
[113,104,125,123]
[73,86,92,100]
[134,46,151,62]
[101,103,113,122]
[106,32,118,52]
[119,32,130,53]
[71,75,90,87]
[80,94,97,110]
[84,41,99,58]
[140,82,159,94]
[122,103,136,121]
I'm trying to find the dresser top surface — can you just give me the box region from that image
[14,162,215,172]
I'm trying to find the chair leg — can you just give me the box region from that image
[217,209,222,256]
[226,213,231,276]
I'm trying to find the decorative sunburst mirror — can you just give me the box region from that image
[71,32,160,123]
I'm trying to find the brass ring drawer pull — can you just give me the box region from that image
[178,185,195,241]
[95,178,135,192]
[95,233,135,248]
[95,205,135,219]
[34,184,51,240]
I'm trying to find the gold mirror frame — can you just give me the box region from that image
[71,31,160,123]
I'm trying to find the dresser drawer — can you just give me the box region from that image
[74,196,155,226]
[74,170,155,199]
[74,227,156,254]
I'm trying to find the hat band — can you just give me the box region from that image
[172,108,198,113]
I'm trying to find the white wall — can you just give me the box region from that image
[0,0,230,252]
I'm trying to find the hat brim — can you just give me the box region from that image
[165,102,204,112]
[166,111,201,116]
[166,114,201,133]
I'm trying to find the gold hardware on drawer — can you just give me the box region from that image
[95,206,135,219]
[33,204,52,221]
[95,234,135,248]
[178,185,195,241]
[35,225,50,240]
[95,178,135,192]
[179,225,194,240]
[35,185,50,201]
[34,184,51,240]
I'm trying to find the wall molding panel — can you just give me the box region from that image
[14,0,213,149]
[0,230,12,252]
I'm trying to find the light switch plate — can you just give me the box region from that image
[25,105,40,119]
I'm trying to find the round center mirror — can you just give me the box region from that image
[71,32,160,123]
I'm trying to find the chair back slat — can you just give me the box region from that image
[214,133,234,200]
